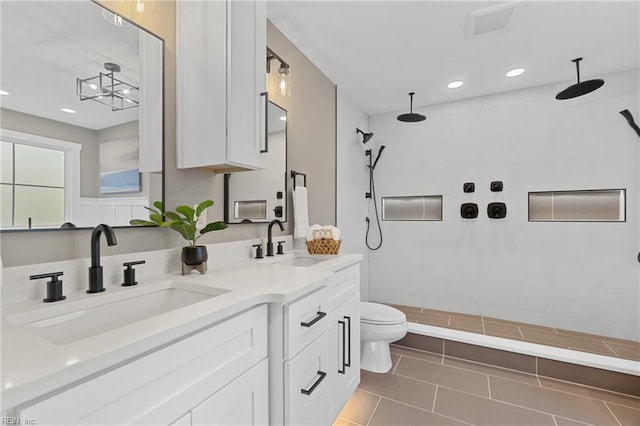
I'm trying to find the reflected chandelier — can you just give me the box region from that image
[76,62,139,111]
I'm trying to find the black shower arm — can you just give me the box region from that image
[620,109,640,139]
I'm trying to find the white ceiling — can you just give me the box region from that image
[1,1,141,130]
[267,0,640,116]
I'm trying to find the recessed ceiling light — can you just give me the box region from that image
[0,90,10,96]
[447,81,464,89]
[61,108,76,114]
[280,116,287,121]
[506,68,525,77]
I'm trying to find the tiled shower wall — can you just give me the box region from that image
[367,68,639,341]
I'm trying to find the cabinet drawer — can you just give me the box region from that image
[324,265,358,314]
[191,358,268,426]
[284,287,330,358]
[19,305,268,425]
[285,330,334,426]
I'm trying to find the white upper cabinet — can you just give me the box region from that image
[176,0,266,172]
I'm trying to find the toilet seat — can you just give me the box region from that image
[360,302,406,325]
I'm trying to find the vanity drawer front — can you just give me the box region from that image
[285,287,331,358]
[285,330,334,426]
[19,305,268,425]
[324,265,359,314]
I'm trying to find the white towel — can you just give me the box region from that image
[293,187,310,239]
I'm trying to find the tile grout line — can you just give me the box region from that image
[372,394,475,426]
[490,374,640,419]
[428,383,581,421]
[517,325,525,339]
[336,415,362,426]
[431,385,439,412]
[487,374,492,399]
[602,341,620,357]
[364,396,382,426]
[481,315,486,335]
[538,377,640,407]
[551,414,559,426]
[391,355,401,374]
[602,401,623,426]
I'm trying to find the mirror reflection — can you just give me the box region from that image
[224,101,287,224]
[0,1,163,230]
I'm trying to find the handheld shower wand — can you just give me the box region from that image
[365,145,385,250]
[372,145,386,169]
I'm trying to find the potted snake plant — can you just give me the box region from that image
[130,200,227,274]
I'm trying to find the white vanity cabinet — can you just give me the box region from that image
[176,0,267,172]
[14,305,268,426]
[272,265,361,425]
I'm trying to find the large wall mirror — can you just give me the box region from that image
[224,101,287,224]
[0,1,163,231]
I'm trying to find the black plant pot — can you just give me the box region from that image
[181,246,208,274]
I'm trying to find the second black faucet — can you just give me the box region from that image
[266,219,284,257]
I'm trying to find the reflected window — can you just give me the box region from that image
[1,132,81,229]
[382,195,443,221]
[528,189,626,222]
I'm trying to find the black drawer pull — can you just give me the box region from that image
[300,311,327,327]
[344,315,352,367]
[338,320,346,374]
[301,371,327,395]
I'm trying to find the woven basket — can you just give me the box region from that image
[306,239,341,255]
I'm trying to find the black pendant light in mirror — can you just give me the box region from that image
[397,92,426,122]
[555,57,604,100]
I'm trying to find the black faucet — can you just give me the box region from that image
[266,219,284,256]
[88,224,117,293]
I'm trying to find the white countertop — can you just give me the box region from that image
[1,251,363,409]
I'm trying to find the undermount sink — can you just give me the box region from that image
[272,252,333,267]
[7,281,228,345]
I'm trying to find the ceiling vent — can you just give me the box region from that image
[466,1,519,37]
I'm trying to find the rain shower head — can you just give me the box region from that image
[556,58,604,100]
[397,92,426,122]
[357,128,374,144]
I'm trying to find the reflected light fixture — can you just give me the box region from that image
[61,108,76,114]
[267,47,291,98]
[101,9,131,27]
[0,90,9,96]
[76,62,139,111]
[447,81,464,89]
[134,0,155,13]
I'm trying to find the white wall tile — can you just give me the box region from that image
[358,69,639,340]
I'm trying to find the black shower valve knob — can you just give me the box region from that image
[463,182,475,193]
[487,202,507,219]
[460,203,479,219]
[490,181,504,192]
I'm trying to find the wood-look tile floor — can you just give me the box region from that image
[392,305,640,362]
[334,346,640,426]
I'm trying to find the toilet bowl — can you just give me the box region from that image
[360,302,408,373]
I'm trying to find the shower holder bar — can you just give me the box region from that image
[290,170,307,189]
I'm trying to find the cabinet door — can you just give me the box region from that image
[285,330,334,426]
[334,294,361,416]
[176,0,226,169]
[226,0,262,170]
[191,358,268,426]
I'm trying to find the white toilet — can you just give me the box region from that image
[360,302,408,373]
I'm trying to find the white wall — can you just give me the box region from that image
[367,69,639,340]
[336,88,371,300]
